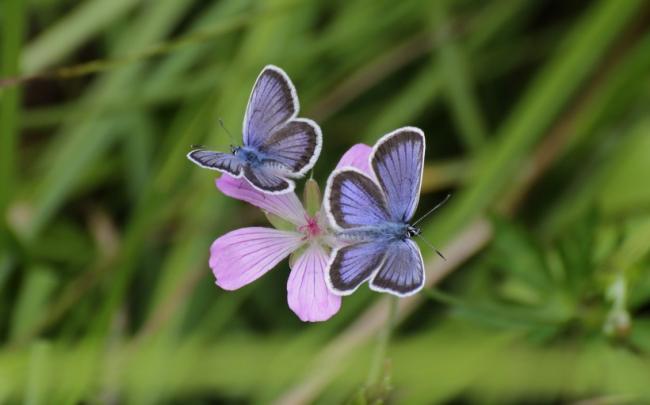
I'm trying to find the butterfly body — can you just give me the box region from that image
[337,223,418,243]
[187,65,322,194]
[325,128,427,297]
[233,146,264,167]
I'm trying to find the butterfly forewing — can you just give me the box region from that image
[369,239,425,296]
[243,66,298,149]
[187,150,243,176]
[371,128,425,222]
[325,169,390,230]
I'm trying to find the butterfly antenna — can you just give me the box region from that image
[415,234,446,261]
[218,118,237,145]
[412,193,451,226]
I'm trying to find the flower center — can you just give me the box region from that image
[299,216,321,239]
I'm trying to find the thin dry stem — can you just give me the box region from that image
[273,219,492,405]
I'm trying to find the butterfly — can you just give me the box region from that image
[324,127,428,297]
[187,65,322,194]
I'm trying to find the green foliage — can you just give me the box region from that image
[1,0,650,403]
[303,178,322,218]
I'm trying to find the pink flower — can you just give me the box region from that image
[209,144,372,322]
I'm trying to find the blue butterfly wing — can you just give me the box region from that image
[243,65,298,149]
[187,149,243,176]
[243,164,293,194]
[370,239,425,296]
[371,127,425,222]
[259,118,321,176]
[325,169,390,230]
[327,241,387,295]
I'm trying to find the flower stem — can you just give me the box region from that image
[366,296,399,390]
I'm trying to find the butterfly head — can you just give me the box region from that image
[406,225,421,238]
[230,145,240,154]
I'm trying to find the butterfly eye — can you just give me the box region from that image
[230,145,238,154]
[407,226,421,238]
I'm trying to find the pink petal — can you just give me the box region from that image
[210,227,303,290]
[216,175,307,226]
[287,243,341,322]
[335,144,372,176]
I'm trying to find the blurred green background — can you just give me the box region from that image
[1,0,650,403]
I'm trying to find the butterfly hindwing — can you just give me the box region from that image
[326,241,386,295]
[259,118,321,176]
[369,239,425,296]
[371,127,425,222]
[186,149,243,176]
[243,165,294,194]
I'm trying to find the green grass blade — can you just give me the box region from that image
[426,0,645,242]
[0,0,25,234]
[22,0,143,73]
[433,0,488,151]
